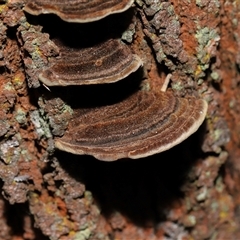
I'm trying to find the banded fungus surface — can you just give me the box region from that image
[24,0,134,23]
[25,1,208,161]
[38,39,142,86]
[55,90,208,161]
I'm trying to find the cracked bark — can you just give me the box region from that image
[0,0,239,239]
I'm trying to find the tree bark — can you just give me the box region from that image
[0,0,239,239]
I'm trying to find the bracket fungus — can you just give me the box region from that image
[24,1,208,162]
[24,0,134,23]
[38,39,142,86]
[55,90,208,161]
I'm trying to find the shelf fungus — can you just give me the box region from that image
[55,90,208,161]
[38,39,142,86]
[24,0,134,23]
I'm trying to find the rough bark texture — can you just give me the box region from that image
[0,0,239,239]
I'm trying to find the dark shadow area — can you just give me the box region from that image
[38,67,144,109]
[57,122,206,227]
[0,66,5,75]
[25,7,135,48]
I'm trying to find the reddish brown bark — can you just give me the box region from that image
[0,0,239,239]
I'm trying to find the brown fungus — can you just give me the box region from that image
[55,90,208,161]
[24,0,134,23]
[38,39,142,86]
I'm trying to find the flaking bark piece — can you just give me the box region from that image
[24,0,134,23]
[38,39,142,86]
[55,90,208,161]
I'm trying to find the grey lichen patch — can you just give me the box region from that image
[0,80,19,141]
[0,120,10,137]
[196,0,220,9]
[154,42,167,64]
[197,79,204,85]
[144,0,164,16]
[20,148,32,162]
[45,138,55,154]
[196,186,208,201]
[196,27,219,51]
[202,116,230,154]
[30,110,52,139]
[182,215,197,227]
[171,81,184,91]
[210,72,220,82]
[73,229,92,240]
[0,137,20,164]
[195,27,220,75]
[141,0,189,71]
[3,81,15,91]
[38,97,73,136]
[229,98,236,109]
[196,0,205,7]
[121,23,136,43]
[212,128,230,153]
[159,222,188,240]
[18,21,59,88]
[215,175,224,193]
[15,107,27,125]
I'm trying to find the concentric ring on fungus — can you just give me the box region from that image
[38,39,142,86]
[24,0,135,23]
[55,90,208,161]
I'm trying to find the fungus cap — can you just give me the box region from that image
[24,0,134,23]
[55,90,208,161]
[38,39,142,86]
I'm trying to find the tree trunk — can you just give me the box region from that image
[0,0,239,239]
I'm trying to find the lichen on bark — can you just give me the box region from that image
[0,0,239,239]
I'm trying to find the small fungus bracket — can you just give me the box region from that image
[38,39,142,86]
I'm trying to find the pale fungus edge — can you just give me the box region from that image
[128,99,208,159]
